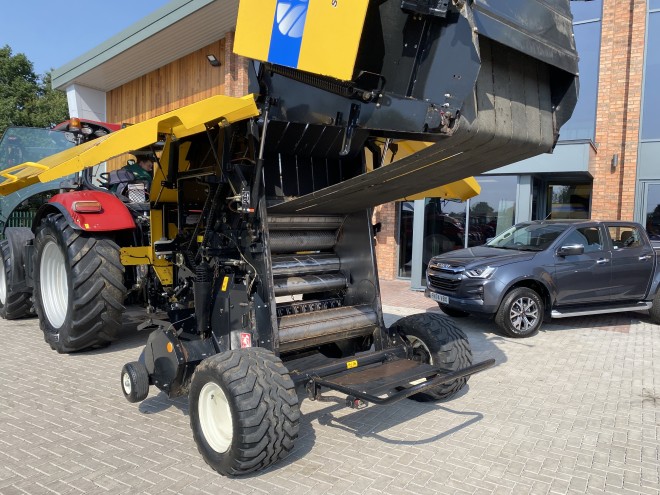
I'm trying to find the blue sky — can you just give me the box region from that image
[1,1,172,76]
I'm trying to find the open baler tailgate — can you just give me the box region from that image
[268,36,551,214]
[0,95,260,196]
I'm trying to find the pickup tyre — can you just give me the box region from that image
[649,291,660,324]
[495,287,544,338]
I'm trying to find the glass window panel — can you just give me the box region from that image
[642,12,660,140]
[416,176,518,280]
[0,127,74,171]
[608,225,643,249]
[644,183,660,239]
[470,176,517,238]
[650,0,660,11]
[546,183,592,219]
[397,201,414,278]
[421,198,466,278]
[559,22,601,141]
[571,0,603,22]
[563,226,603,253]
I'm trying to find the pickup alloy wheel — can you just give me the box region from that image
[495,287,544,338]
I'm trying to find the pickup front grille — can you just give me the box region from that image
[428,275,460,292]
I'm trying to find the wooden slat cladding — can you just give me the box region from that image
[105,39,227,170]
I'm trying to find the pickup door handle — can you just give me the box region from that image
[596,258,610,265]
[639,255,653,261]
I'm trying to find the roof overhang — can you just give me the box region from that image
[52,0,239,92]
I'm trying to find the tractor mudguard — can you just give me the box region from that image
[33,190,135,232]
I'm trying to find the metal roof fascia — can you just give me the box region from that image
[51,0,217,90]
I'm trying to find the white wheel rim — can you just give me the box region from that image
[0,260,6,305]
[122,372,132,395]
[407,335,434,365]
[198,381,233,453]
[40,240,68,328]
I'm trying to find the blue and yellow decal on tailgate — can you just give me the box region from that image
[268,1,307,68]
[234,0,370,81]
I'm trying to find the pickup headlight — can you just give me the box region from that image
[465,266,496,279]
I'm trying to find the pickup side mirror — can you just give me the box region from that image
[557,244,584,257]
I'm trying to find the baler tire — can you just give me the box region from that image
[33,214,126,353]
[121,361,150,403]
[391,312,473,402]
[189,348,300,476]
[438,304,469,318]
[495,287,544,338]
[0,239,32,320]
[649,289,660,324]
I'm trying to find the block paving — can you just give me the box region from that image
[0,279,659,494]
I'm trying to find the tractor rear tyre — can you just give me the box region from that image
[189,348,300,476]
[0,229,34,319]
[33,214,126,353]
[391,312,473,401]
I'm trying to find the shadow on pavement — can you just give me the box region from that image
[299,390,482,447]
[252,389,478,475]
[541,312,640,334]
[135,390,317,479]
[70,307,161,357]
[139,391,189,416]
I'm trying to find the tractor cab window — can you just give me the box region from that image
[0,127,73,171]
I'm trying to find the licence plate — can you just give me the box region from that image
[429,292,449,304]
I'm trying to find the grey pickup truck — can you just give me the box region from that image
[425,220,660,337]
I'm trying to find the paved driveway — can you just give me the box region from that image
[1,302,659,494]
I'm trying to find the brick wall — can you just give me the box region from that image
[223,31,250,98]
[591,0,647,220]
[373,202,398,280]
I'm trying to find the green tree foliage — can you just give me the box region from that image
[0,45,68,139]
[470,201,496,217]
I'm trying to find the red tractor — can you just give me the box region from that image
[0,118,159,352]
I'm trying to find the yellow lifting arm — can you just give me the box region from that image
[0,94,260,196]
